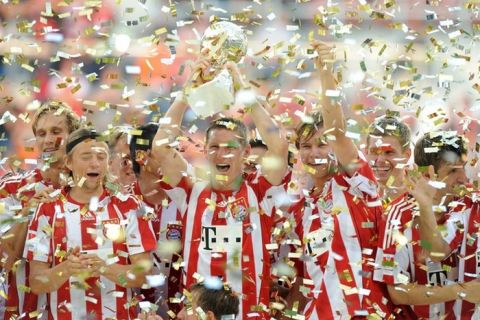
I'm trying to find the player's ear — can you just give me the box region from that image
[64,154,72,171]
[243,144,251,157]
[135,150,147,165]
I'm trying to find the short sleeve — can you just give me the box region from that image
[24,203,52,263]
[443,210,465,251]
[0,197,21,236]
[162,176,192,218]
[374,199,412,285]
[374,245,411,285]
[248,170,291,217]
[125,206,157,256]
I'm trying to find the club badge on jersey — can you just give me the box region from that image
[101,218,122,238]
[166,223,182,240]
[229,197,248,222]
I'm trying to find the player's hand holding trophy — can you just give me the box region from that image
[186,21,248,118]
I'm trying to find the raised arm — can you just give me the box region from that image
[226,62,289,185]
[407,167,453,262]
[313,42,358,176]
[388,280,480,306]
[151,60,210,187]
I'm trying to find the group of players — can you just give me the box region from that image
[0,41,479,320]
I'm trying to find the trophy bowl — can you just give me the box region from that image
[201,21,248,67]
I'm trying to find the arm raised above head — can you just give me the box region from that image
[313,41,359,176]
[151,59,212,187]
[226,62,289,186]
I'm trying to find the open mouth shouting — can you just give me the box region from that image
[216,164,231,173]
[372,161,393,178]
[86,172,100,178]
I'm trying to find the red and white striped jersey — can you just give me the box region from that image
[290,156,403,319]
[25,189,157,320]
[443,195,480,319]
[0,168,48,319]
[163,172,287,319]
[374,192,458,319]
[130,181,183,314]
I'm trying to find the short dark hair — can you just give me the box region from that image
[190,283,239,318]
[249,139,268,149]
[414,132,467,172]
[205,117,248,147]
[295,112,324,149]
[367,116,411,151]
[130,122,159,175]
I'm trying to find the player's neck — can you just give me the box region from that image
[138,170,166,204]
[381,185,408,201]
[211,175,243,192]
[311,175,331,196]
[69,185,104,204]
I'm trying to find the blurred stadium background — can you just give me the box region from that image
[0,0,479,181]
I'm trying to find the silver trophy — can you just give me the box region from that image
[187,21,248,118]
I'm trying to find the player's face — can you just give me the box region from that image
[366,135,410,186]
[35,113,69,165]
[109,135,135,186]
[298,129,335,181]
[435,158,468,200]
[205,128,249,189]
[244,146,267,173]
[68,140,109,191]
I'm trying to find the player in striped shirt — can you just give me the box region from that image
[108,126,136,189]
[25,128,157,319]
[288,42,408,319]
[151,60,289,319]
[369,122,480,318]
[444,195,480,318]
[365,115,412,204]
[401,132,480,318]
[0,101,80,319]
[128,122,183,317]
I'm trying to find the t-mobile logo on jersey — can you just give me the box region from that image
[427,270,448,286]
[201,225,243,252]
[477,251,480,275]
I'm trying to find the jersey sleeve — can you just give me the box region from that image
[374,202,412,285]
[374,244,412,285]
[443,210,465,251]
[124,200,157,256]
[248,169,291,217]
[161,176,193,218]
[335,152,379,202]
[0,196,21,236]
[24,203,53,263]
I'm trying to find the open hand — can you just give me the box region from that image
[405,165,438,207]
